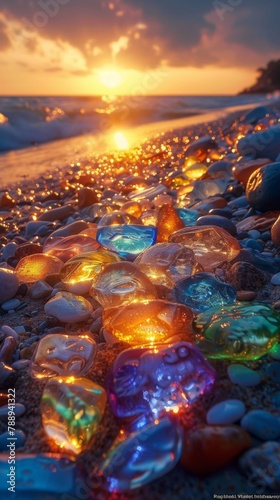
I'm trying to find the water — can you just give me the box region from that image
[0,94,277,186]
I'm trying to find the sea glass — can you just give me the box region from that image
[0,453,82,495]
[173,272,237,312]
[169,225,240,269]
[90,261,158,308]
[44,234,100,262]
[102,299,194,345]
[156,204,185,242]
[97,211,139,227]
[41,376,106,454]
[30,333,97,379]
[128,184,166,201]
[99,417,183,492]
[15,254,63,283]
[60,249,121,290]
[195,302,280,360]
[96,225,157,259]
[107,341,216,419]
[176,208,200,226]
[135,243,203,288]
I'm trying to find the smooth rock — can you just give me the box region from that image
[241,410,280,440]
[50,220,89,239]
[226,262,266,291]
[181,425,251,476]
[238,128,280,161]
[196,215,236,236]
[207,399,246,425]
[77,187,99,209]
[99,418,183,492]
[24,221,53,239]
[271,273,280,285]
[0,325,19,341]
[1,299,21,311]
[265,362,280,384]
[0,403,25,417]
[237,290,256,301]
[227,364,261,387]
[44,291,93,323]
[15,254,63,283]
[233,158,271,185]
[239,442,280,491]
[0,269,19,305]
[0,336,17,364]
[38,205,75,222]
[28,280,53,300]
[246,162,280,212]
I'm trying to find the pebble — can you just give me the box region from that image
[241,410,280,440]
[206,399,246,425]
[246,162,280,211]
[0,325,18,341]
[227,364,261,387]
[226,262,266,291]
[0,430,26,451]
[237,290,256,301]
[265,362,280,383]
[49,220,88,238]
[238,127,280,161]
[181,425,251,476]
[1,299,21,311]
[11,359,30,370]
[44,291,93,323]
[38,204,75,221]
[239,442,280,491]
[271,273,280,285]
[247,229,261,240]
[0,403,26,417]
[28,280,53,300]
[196,215,237,236]
[0,269,19,305]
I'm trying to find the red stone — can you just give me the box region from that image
[77,187,99,209]
[181,425,251,475]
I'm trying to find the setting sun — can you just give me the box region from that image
[98,69,123,89]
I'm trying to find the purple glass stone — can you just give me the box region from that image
[107,341,216,420]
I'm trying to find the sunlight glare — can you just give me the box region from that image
[99,69,123,88]
[114,132,129,150]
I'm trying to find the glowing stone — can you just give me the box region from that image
[107,341,216,420]
[102,299,194,345]
[173,272,237,312]
[90,261,158,308]
[156,204,185,242]
[135,243,203,288]
[169,225,240,269]
[60,250,121,293]
[15,254,63,283]
[97,210,138,227]
[0,453,81,494]
[176,208,200,226]
[41,376,106,454]
[99,417,183,492]
[195,303,280,360]
[96,225,157,259]
[30,333,97,379]
[44,234,100,262]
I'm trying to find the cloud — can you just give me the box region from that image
[0,19,10,49]
[0,0,279,73]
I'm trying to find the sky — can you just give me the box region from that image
[0,0,279,95]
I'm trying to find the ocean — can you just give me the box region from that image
[0,94,277,185]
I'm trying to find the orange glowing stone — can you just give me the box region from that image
[156,204,185,243]
[169,225,240,269]
[15,254,63,283]
[121,201,142,219]
[60,250,121,294]
[102,299,194,346]
[90,261,158,308]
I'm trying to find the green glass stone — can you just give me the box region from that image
[194,302,280,360]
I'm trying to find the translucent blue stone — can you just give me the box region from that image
[173,272,237,312]
[96,224,157,259]
[107,341,216,421]
[176,208,200,226]
[99,417,183,492]
[0,453,83,498]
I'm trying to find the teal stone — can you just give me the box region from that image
[176,208,199,226]
[96,224,157,259]
[99,417,183,492]
[194,302,280,360]
[0,453,83,497]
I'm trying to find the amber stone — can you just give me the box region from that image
[156,204,185,242]
[181,425,251,475]
[15,254,63,283]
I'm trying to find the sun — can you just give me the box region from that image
[98,68,123,89]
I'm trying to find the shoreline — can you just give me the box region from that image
[0,102,280,499]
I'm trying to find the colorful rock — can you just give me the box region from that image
[90,261,158,308]
[30,333,97,379]
[173,272,236,312]
[107,341,216,420]
[102,299,194,345]
[135,243,203,288]
[195,303,280,360]
[15,254,63,283]
[99,417,183,492]
[97,210,138,227]
[169,225,240,269]
[44,234,100,262]
[41,376,106,454]
[96,225,157,259]
[181,425,251,476]
[156,204,185,242]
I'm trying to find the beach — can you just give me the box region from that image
[1,100,280,500]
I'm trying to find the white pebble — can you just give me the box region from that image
[227,364,261,387]
[207,399,246,425]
